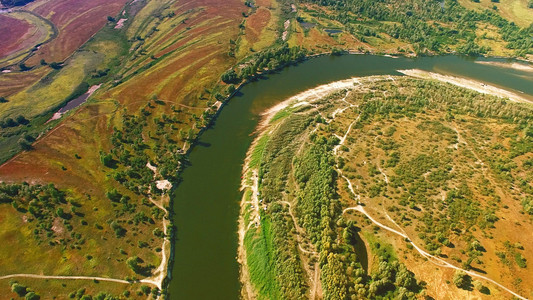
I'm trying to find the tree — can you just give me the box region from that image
[16,115,29,125]
[0,97,8,103]
[140,285,151,295]
[111,220,126,237]
[225,84,236,95]
[11,283,27,296]
[19,62,30,71]
[40,59,47,66]
[49,62,62,70]
[25,292,40,300]
[221,69,240,84]
[18,138,32,151]
[107,16,116,22]
[100,151,114,167]
[453,270,471,290]
[474,280,490,294]
[127,256,143,274]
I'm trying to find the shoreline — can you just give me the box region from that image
[150,53,533,298]
[236,75,389,298]
[475,60,533,72]
[398,69,533,104]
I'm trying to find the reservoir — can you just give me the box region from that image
[167,54,533,299]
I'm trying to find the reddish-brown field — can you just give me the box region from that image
[0,2,248,294]
[25,0,128,64]
[0,15,33,58]
[1,0,247,180]
[245,8,271,44]
[108,0,246,108]
[256,0,271,7]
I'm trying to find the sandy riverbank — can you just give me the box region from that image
[398,69,532,104]
[475,60,533,73]
[259,78,359,130]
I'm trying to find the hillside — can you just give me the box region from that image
[240,76,533,299]
[0,0,532,298]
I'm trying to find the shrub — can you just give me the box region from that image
[25,292,40,300]
[11,283,27,296]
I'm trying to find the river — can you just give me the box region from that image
[167,54,533,299]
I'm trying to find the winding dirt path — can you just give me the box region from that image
[144,163,172,291]
[343,205,528,300]
[0,274,130,284]
[331,105,528,300]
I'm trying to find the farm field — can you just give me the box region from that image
[240,76,533,299]
[23,0,129,65]
[0,11,54,67]
[0,0,532,298]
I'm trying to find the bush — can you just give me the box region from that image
[49,62,62,70]
[221,69,240,84]
[140,285,151,295]
[453,270,472,290]
[11,283,27,296]
[25,292,40,300]
[18,139,32,151]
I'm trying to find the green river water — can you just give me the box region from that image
[167,55,533,299]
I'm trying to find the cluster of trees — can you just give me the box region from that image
[222,45,307,85]
[302,0,533,56]
[126,256,154,276]
[245,115,311,299]
[106,103,187,199]
[11,282,40,299]
[0,183,87,248]
[296,137,422,299]
[68,287,127,300]
[107,114,154,195]
[246,100,424,299]
[0,115,29,128]
[342,78,532,270]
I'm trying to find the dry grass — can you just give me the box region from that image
[333,83,533,298]
[1,51,101,120]
[0,67,49,97]
[0,277,148,299]
[475,24,514,57]
[459,0,533,28]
